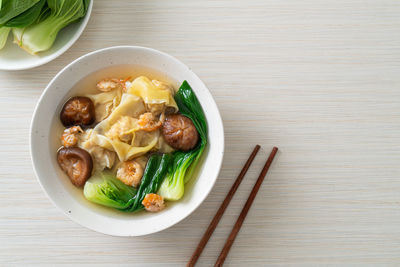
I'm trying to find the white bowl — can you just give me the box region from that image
[30,46,225,236]
[0,1,93,71]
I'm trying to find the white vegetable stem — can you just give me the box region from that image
[0,27,10,50]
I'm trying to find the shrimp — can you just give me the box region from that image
[61,126,83,147]
[96,78,123,92]
[142,193,165,212]
[116,160,144,187]
[138,112,162,132]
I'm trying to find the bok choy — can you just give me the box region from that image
[15,0,87,54]
[5,0,46,28]
[0,0,89,54]
[0,0,40,25]
[0,27,10,50]
[84,154,172,212]
[125,153,172,212]
[159,81,208,201]
[84,171,137,210]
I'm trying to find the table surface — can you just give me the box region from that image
[1,0,400,266]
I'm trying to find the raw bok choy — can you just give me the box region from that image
[0,27,10,50]
[5,0,47,28]
[14,0,88,54]
[0,0,43,49]
[159,81,208,201]
[0,0,89,54]
[0,0,41,25]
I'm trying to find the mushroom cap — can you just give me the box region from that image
[60,96,95,127]
[57,147,93,187]
[161,114,199,151]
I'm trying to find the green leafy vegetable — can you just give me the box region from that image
[0,0,40,25]
[0,27,10,49]
[84,154,171,212]
[144,154,173,198]
[83,171,137,210]
[15,0,88,54]
[5,0,46,28]
[83,0,90,13]
[35,4,50,23]
[126,153,172,212]
[158,151,196,201]
[159,81,208,201]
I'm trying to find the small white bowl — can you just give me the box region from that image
[30,46,225,236]
[0,1,93,71]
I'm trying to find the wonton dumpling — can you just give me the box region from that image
[127,76,178,113]
[88,93,159,161]
[96,93,145,127]
[90,132,159,162]
[105,116,139,143]
[87,87,123,122]
[78,129,116,172]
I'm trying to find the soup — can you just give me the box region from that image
[55,65,207,214]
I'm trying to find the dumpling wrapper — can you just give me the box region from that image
[78,129,116,172]
[127,76,178,112]
[86,87,123,122]
[88,93,159,161]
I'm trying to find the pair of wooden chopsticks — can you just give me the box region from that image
[187,145,278,267]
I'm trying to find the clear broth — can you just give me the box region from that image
[69,64,179,95]
[51,65,207,218]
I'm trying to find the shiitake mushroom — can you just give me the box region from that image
[161,114,199,151]
[60,96,95,127]
[57,147,93,187]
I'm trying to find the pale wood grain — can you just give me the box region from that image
[1,0,400,266]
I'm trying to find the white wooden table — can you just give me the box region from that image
[1,0,400,266]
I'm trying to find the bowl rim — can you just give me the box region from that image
[30,45,225,236]
[0,0,93,71]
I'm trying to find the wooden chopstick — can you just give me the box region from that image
[215,147,278,267]
[186,145,261,267]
